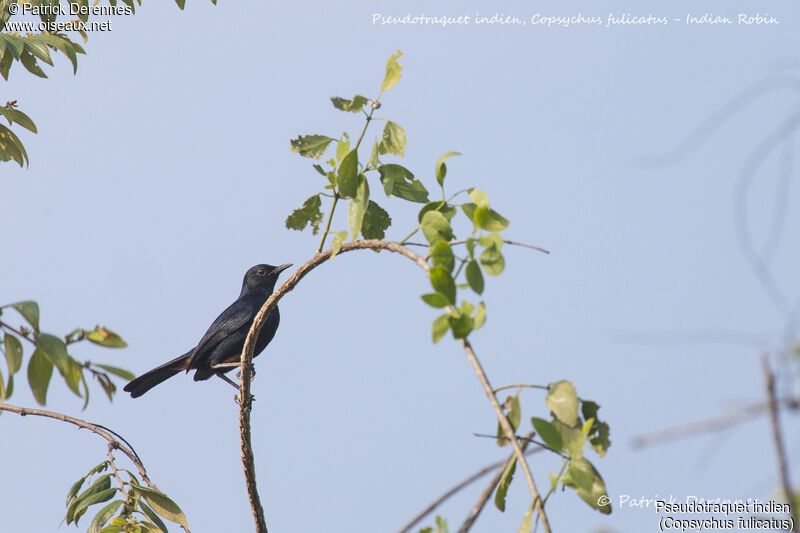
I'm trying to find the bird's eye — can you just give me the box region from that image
[257,268,266,276]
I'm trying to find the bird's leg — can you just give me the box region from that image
[217,373,239,390]
[218,372,256,403]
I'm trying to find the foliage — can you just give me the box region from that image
[0,300,131,408]
[288,51,511,344]
[288,51,613,526]
[65,460,188,533]
[0,0,215,167]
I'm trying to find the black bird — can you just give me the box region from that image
[124,263,291,398]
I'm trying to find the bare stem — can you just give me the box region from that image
[0,403,159,492]
[457,432,537,533]
[761,354,799,531]
[316,193,339,254]
[460,338,551,532]
[397,440,542,533]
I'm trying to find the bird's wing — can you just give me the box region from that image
[187,299,253,370]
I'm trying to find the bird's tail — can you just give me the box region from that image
[123,351,192,398]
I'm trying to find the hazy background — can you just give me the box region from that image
[2,0,800,531]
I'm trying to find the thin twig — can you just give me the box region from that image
[0,320,36,345]
[457,432,537,533]
[632,397,800,449]
[460,338,550,532]
[0,403,159,491]
[734,109,800,317]
[635,75,800,167]
[493,384,549,394]
[761,354,799,531]
[403,240,550,255]
[397,439,542,533]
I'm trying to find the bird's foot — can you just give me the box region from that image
[235,367,256,382]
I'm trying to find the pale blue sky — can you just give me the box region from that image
[2,1,800,532]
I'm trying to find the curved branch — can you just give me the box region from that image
[237,240,429,533]
[0,403,159,492]
[236,239,549,532]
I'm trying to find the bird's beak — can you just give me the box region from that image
[274,263,292,274]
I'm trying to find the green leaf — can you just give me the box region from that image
[508,395,521,431]
[382,121,406,157]
[421,293,450,308]
[4,300,39,330]
[94,364,136,382]
[72,488,117,525]
[5,333,23,375]
[285,195,323,234]
[34,333,69,367]
[581,401,611,457]
[361,201,391,239]
[66,476,88,507]
[331,95,368,113]
[435,515,449,533]
[378,164,428,203]
[331,230,348,258]
[561,457,612,514]
[27,349,53,405]
[465,260,484,294]
[380,50,403,92]
[87,327,127,348]
[368,138,381,168]
[547,380,579,427]
[37,34,83,74]
[0,124,28,167]
[20,50,46,78]
[138,500,170,533]
[418,201,457,223]
[88,500,123,533]
[131,485,189,529]
[552,418,585,458]
[448,309,473,339]
[336,133,350,163]
[337,150,359,198]
[67,474,113,524]
[421,211,454,245]
[1,106,37,133]
[429,266,456,304]
[469,189,490,209]
[479,248,505,276]
[432,314,449,343]
[531,417,564,452]
[34,332,82,397]
[478,232,504,251]
[348,176,369,241]
[473,302,486,330]
[435,152,461,187]
[494,456,516,511]
[518,502,534,533]
[290,134,335,159]
[497,395,521,445]
[461,203,510,232]
[430,241,454,272]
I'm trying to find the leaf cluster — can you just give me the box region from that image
[0,0,215,167]
[287,51,514,344]
[0,300,132,408]
[65,461,188,533]
[493,381,613,526]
